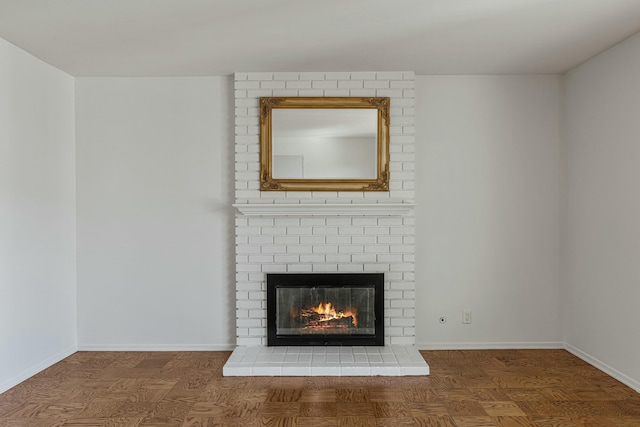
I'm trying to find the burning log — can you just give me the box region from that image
[300,302,358,328]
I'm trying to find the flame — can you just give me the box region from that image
[310,302,358,327]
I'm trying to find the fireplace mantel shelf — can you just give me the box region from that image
[233,203,415,216]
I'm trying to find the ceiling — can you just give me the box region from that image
[2,0,640,77]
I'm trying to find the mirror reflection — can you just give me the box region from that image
[271,109,378,179]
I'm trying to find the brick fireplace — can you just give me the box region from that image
[233,71,417,347]
[225,71,427,376]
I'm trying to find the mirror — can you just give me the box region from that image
[260,97,390,191]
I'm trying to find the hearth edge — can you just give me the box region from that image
[222,345,429,376]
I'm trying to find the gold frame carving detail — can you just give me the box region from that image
[259,97,390,192]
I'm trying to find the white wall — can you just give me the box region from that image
[415,75,564,348]
[565,32,640,390]
[75,77,235,349]
[0,39,77,393]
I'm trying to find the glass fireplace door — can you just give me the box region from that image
[276,286,376,336]
[267,273,384,346]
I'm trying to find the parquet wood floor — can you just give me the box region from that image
[1,349,639,426]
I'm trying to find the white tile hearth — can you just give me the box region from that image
[223,345,429,376]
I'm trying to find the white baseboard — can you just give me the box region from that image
[565,344,640,393]
[416,341,565,350]
[77,344,236,351]
[0,345,77,394]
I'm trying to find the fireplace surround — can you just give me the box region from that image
[233,72,417,349]
[267,273,384,346]
[224,72,429,376]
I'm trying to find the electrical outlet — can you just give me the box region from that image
[463,310,472,324]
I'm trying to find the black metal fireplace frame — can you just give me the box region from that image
[267,273,384,346]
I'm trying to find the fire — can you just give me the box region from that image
[310,302,358,327]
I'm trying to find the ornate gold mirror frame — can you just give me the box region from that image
[260,97,390,191]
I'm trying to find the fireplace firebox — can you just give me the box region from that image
[267,273,384,346]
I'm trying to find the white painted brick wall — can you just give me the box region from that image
[234,72,415,346]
